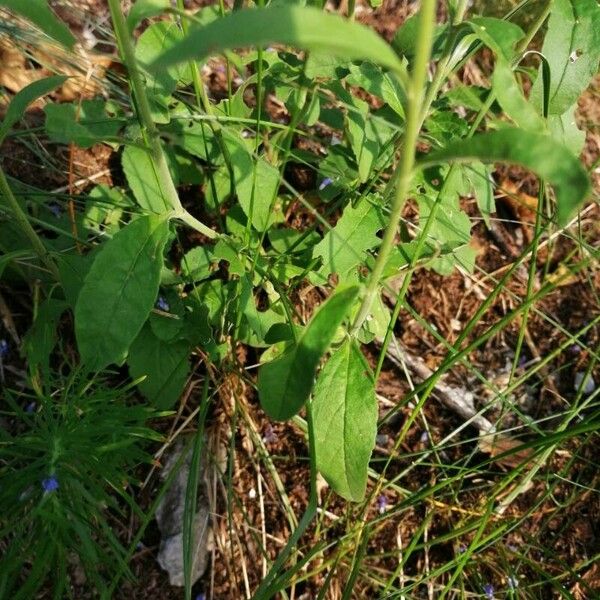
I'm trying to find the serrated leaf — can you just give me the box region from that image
[315,197,385,279]
[313,339,377,501]
[128,324,190,409]
[0,0,76,48]
[531,0,600,115]
[44,100,124,148]
[151,6,404,76]
[75,215,171,370]
[258,286,360,421]
[0,75,67,143]
[419,129,590,225]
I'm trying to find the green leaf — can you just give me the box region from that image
[128,324,190,409]
[314,196,385,279]
[419,129,590,225]
[0,0,76,48]
[150,6,403,76]
[122,143,177,213]
[44,100,124,148]
[548,104,586,156]
[492,59,546,132]
[136,21,192,123]
[0,75,67,143]
[258,285,360,421]
[22,298,68,378]
[180,246,214,282]
[75,215,171,370]
[531,0,600,115]
[222,131,281,231]
[465,162,495,228]
[127,0,170,33]
[468,17,525,61]
[313,340,377,501]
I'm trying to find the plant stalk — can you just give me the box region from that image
[0,166,60,280]
[350,0,438,336]
[107,0,217,239]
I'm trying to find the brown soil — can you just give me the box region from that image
[1,1,599,599]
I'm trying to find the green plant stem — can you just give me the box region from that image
[350,0,437,336]
[107,0,217,240]
[0,166,59,280]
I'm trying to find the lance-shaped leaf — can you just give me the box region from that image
[151,5,404,77]
[313,339,377,501]
[0,75,67,144]
[0,0,76,48]
[75,215,171,370]
[419,129,590,226]
[530,0,600,116]
[258,286,360,421]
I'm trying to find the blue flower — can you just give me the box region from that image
[0,339,8,358]
[156,296,170,312]
[483,583,494,599]
[42,475,59,493]
[25,401,36,414]
[376,495,388,514]
[318,177,333,191]
[48,203,62,218]
[195,594,206,600]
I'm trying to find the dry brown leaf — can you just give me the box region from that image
[478,433,534,469]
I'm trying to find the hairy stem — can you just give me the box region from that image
[350,0,437,335]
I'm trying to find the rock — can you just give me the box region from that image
[155,434,211,587]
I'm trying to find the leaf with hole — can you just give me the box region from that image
[530,0,600,115]
[75,215,171,370]
[258,285,360,421]
[313,339,377,501]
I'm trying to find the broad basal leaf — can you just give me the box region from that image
[530,0,600,115]
[420,129,590,225]
[313,339,377,502]
[0,0,76,48]
[127,0,170,33]
[315,196,385,280]
[128,323,191,409]
[258,285,360,421]
[151,5,404,77]
[75,215,171,370]
[0,76,67,143]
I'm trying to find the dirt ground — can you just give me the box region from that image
[1,0,599,598]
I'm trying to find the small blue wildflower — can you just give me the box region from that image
[483,583,494,599]
[25,401,36,414]
[457,544,467,554]
[376,495,388,514]
[569,344,582,354]
[156,296,170,312]
[318,177,333,191]
[0,339,8,358]
[42,475,59,493]
[506,543,518,552]
[507,576,518,590]
[48,203,62,218]
[195,593,206,600]
[419,430,429,444]
[518,354,527,368]
[262,424,277,444]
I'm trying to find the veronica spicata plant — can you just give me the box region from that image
[0,0,598,594]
